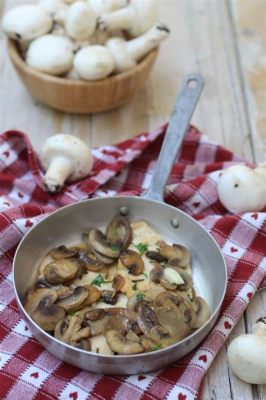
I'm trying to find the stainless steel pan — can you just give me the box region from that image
[13,75,227,375]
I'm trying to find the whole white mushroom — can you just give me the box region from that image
[106,23,170,73]
[74,45,115,80]
[2,5,52,41]
[26,35,74,76]
[228,317,266,384]
[65,1,97,40]
[39,0,67,16]
[98,0,157,37]
[217,163,266,213]
[40,134,93,194]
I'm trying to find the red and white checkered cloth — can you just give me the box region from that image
[0,125,265,400]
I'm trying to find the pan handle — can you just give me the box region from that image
[143,74,204,202]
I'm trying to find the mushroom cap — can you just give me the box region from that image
[90,0,128,16]
[65,1,97,40]
[74,45,115,81]
[26,35,74,76]
[2,5,53,41]
[217,164,266,213]
[227,334,266,384]
[40,134,93,181]
[39,0,67,16]
[129,0,158,36]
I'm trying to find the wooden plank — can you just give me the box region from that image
[229,0,266,163]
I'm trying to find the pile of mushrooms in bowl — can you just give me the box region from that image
[3,0,170,113]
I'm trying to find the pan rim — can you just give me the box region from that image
[12,195,228,360]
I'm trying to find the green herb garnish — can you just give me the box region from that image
[136,293,145,302]
[134,242,148,256]
[132,279,144,282]
[151,343,162,351]
[68,311,76,316]
[132,282,137,290]
[142,272,148,278]
[91,274,112,287]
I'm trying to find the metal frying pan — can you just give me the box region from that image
[13,75,227,375]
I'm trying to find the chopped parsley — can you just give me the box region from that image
[151,343,162,351]
[132,282,137,290]
[68,311,76,316]
[134,242,148,255]
[132,279,144,282]
[91,274,112,287]
[136,293,145,302]
[142,272,148,278]
[111,243,121,252]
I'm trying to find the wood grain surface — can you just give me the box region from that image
[0,1,265,399]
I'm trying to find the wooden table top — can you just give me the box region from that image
[0,1,265,399]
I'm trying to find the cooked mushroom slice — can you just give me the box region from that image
[193,296,210,329]
[89,229,120,258]
[160,267,185,290]
[126,329,141,343]
[106,308,137,333]
[136,301,159,336]
[127,288,165,310]
[88,246,115,265]
[73,338,91,351]
[158,241,191,267]
[43,258,80,284]
[90,335,113,355]
[101,290,117,305]
[106,330,144,355]
[55,315,83,344]
[49,245,78,260]
[106,214,132,250]
[149,263,164,283]
[112,274,125,293]
[79,285,101,307]
[83,309,109,336]
[70,326,91,344]
[120,249,144,275]
[31,304,65,331]
[145,251,167,263]
[150,325,169,344]
[78,250,106,272]
[24,288,57,316]
[56,286,89,312]
[55,285,73,299]
[140,335,157,352]
[154,295,194,343]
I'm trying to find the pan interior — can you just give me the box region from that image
[14,196,227,317]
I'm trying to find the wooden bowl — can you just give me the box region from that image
[7,39,158,114]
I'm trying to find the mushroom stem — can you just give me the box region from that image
[43,155,73,193]
[99,7,134,32]
[127,24,170,62]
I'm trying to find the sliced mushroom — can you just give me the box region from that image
[120,249,144,275]
[145,251,166,263]
[78,249,106,272]
[55,285,73,299]
[150,325,169,344]
[56,286,89,312]
[24,287,57,316]
[32,304,65,331]
[79,285,101,307]
[127,288,165,310]
[158,241,191,267]
[101,290,117,305]
[140,335,156,352]
[106,329,144,355]
[43,257,80,284]
[106,308,137,333]
[125,329,141,343]
[136,301,159,336]
[49,245,78,260]
[112,274,125,293]
[73,338,91,351]
[149,262,164,283]
[55,315,84,344]
[192,296,210,329]
[83,309,109,335]
[106,214,132,250]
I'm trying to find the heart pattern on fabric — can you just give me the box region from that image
[3,151,9,157]
[25,220,33,228]
[193,202,200,208]
[199,354,207,363]
[138,375,146,381]
[69,392,78,400]
[30,372,39,379]
[178,393,187,400]
[247,292,253,300]
[3,202,10,206]
[24,325,28,331]
[224,321,232,330]
[230,247,238,253]
[18,192,24,198]
[251,213,258,220]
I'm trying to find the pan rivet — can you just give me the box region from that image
[119,206,129,216]
[171,218,179,228]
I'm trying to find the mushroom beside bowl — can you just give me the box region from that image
[7,38,158,114]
